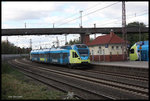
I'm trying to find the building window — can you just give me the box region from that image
[112,46,114,50]
[100,49,102,54]
[110,52,112,58]
[98,50,102,54]
[92,50,94,55]
[116,46,119,50]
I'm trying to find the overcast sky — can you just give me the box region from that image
[1,1,148,49]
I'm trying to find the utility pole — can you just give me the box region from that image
[94,23,96,39]
[6,36,8,44]
[80,11,83,28]
[139,22,141,41]
[56,37,59,47]
[25,22,26,28]
[53,23,55,28]
[30,39,32,50]
[122,1,127,61]
[65,34,67,45]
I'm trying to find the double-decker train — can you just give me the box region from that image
[30,44,90,68]
[129,40,149,61]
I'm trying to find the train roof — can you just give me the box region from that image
[134,40,149,51]
[136,40,149,46]
[30,48,70,54]
[60,45,72,50]
[30,44,89,54]
[73,44,88,48]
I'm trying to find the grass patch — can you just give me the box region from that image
[1,62,66,100]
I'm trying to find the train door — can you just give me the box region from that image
[62,53,69,64]
[141,50,147,61]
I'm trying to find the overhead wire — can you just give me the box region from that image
[56,2,120,27]
[54,2,102,26]
[95,9,148,27]
[26,2,102,27]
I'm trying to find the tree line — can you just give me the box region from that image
[1,41,31,54]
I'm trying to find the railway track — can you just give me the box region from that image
[8,58,149,100]
[88,64,148,78]
[23,58,149,89]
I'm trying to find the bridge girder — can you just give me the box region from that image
[2,27,148,36]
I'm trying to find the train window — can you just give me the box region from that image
[72,52,78,58]
[130,49,134,53]
[75,52,78,58]
[72,52,75,58]
[49,53,51,58]
[41,54,44,58]
[52,53,60,59]
[63,53,68,59]
[76,45,87,48]
[57,53,60,58]
[52,53,55,59]
[45,54,49,58]
[33,54,37,58]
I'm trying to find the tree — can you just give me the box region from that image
[126,21,148,46]
[116,21,148,46]
[66,39,81,45]
[127,21,146,28]
[1,41,31,54]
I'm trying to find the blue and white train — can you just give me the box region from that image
[129,40,149,61]
[30,44,90,68]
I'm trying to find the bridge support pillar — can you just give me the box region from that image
[80,33,90,44]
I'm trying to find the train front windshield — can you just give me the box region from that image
[76,45,87,48]
[76,44,89,57]
[78,49,89,56]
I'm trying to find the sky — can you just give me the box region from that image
[1,1,148,49]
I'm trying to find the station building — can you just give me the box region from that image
[86,31,128,62]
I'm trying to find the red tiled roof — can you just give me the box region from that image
[86,32,126,46]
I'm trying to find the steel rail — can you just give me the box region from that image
[13,59,148,98]
[22,58,148,89]
[8,60,114,100]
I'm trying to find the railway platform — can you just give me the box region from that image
[91,61,149,69]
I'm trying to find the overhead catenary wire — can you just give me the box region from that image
[25,2,102,27]
[26,2,147,28]
[54,2,102,26]
[95,10,148,27]
[56,2,120,27]
[99,12,148,27]
[96,9,148,26]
